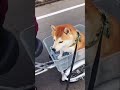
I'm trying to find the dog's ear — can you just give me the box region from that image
[51,25,56,31]
[64,28,70,34]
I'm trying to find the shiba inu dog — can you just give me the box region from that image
[51,24,85,59]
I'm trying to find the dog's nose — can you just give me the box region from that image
[52,48,56,52]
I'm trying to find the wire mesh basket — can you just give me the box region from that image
[43,24,85,72]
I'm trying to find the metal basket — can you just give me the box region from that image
[43,24,85,72]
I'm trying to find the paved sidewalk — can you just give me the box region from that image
[35,0,84,17]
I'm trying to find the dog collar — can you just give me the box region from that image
[69,32,81,47]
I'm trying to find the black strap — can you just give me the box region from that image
[66,39,78,90]
[88,29,103,90]
[88,10,109,90]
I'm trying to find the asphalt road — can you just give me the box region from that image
[35,0,85,90]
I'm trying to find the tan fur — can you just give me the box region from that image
[52,24,85,50]
[86,0,120,63]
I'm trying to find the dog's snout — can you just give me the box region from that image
[52,48,56,52]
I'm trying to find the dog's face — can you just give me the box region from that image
[51,25,76,52]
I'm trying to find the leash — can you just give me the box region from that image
[88,10,110,90]
[66,40,78,90]
[69,32,81,47]
[66,32,79,90]
[87,29,103,90]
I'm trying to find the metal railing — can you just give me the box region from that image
[35,0,63,7]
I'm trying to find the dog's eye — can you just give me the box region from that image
[59,41,63,43]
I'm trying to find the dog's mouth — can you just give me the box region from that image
[54,51,60,54]
[50,46,59,53]
[50,46,69,55]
